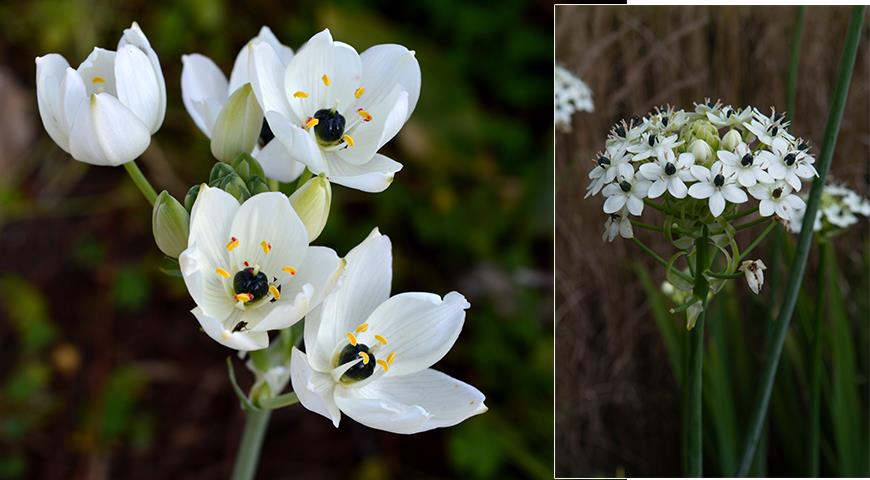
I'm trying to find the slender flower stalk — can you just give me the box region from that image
[808,240,828,476]
[686,228,710,477]
[123,161,158,205]
[231,409,271,480]
[737,7,865,474]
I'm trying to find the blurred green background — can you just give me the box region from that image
[0,1,552,478]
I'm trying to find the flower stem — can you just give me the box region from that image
[123,160,158,206]
[630,219,663,232]
[736,7,865,475]
[644,198,676,215]
[733,216,769,231]
[736,221,777,263]
[231,409,272,480]
[631,237,693,284]
[808,239,828,476]
[685,226,710,477]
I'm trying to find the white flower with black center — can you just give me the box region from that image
[602,170,650,216]
[744,108,793,146]
[693,98,723,116]
[823,203,858,228]
[586,144,633,198]
[757,138,816,191]
[627,132,682,162]
[554,65,593,131]
[290,229,486,434]
[179,185,345,351]
[688,161,748,217]
[602,208,633,242]
[843,190,870,216]
[606,117,647,150]
[718,142,773,188]
[644,105,688,136]
[739,259,766,295]
[638,149,694,199]
[749,181,805,220]
[706,105,753,129]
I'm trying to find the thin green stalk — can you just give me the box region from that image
[736,7,865,475]
[644,198,676,215]
[231,409,271,480]
[686,227,710,477]
[786,6,807,124]
[736,221,777,263]
[123,161,158,206]
[630,219,663,232]
[724,208,758,222]
[733,216,769,231]
[809,240,828,476]
[631,237,693,284]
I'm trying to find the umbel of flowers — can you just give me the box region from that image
[554,64,593,132]
[787,181,870,236]
[586,100,818,327]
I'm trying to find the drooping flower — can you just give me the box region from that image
[248,29,420,192]
[739,259,766,294]
[290,229,486,433]
[179,185,344,351]
[688,161,748,217]
[603,208,633,242]
[639,150,694,199]
[749,181,805,220]
[35,22,165,166]
[554,64,593,131]
[718,142,773,188]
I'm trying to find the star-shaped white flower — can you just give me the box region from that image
[718,142,774,188]
[749,181,805,220]
[602,208,633,242]
[586,144,633,198]
[756,138,816,191]
[706,105,752,129]
[744,108,793,146]
[179,185,345,351]
[688,161,748,217]
[248,29,420,192]
[602,170,650,216]
[626,132,682,161]
[290,229,486,434]
[638,149,695,199]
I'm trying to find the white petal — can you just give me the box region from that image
[77,48,117,95]
[755,168,774,184]
[690,165,710,182]
[709,192,726,217]
[115,44,161,132]
[359,44,421,120]
[603,194,627,214]
[187,184,240,268]
[688,182,715,199]
[738,170,756,187]
[255,138,305,182]
[722,184,748,203]
[363,291,469,376]
[333,87,409,166]
[179,246,235,322]
[118,22,166,130]
[626,195,644,216]
[192,306,269,351]
[181,53,229,136]
[638,162,662,180]
[668,177,688,198]
[647,180,666,199]
[248,41,293,120]
[333,368,486,434]
[768,162,786,179]
[61,68,87,135]
[35,54,75,151]
[717,150,738,165]
[759,199,775,217]
[264,111,327,174]
[68,93,151,166]
[324,153,403,193]
[289,348,341,426]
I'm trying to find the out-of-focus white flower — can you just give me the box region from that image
[35,22,165,166]
[739,259,766,294]
[554,64,593,131]
[603,208,633,242]
[639,150,694,199]
[688,161,748,217]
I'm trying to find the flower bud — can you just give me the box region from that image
[289,175,332,241]
[183,184,201,212]
[152,190,190,258]
[220,174,252,202]
[246,175,270,196]
[720,129,742,152]
[690,139,714,165]
[679,118,720,151]
[210,83,263,163]
[231,153,266,182]
[208,162,236,185]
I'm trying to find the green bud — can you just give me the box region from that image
[210,83,264,163]
[184,184,201,212]
[720,129,742,152]
[690,139,714,165]
[208,162,236,186]
[246,175,270,196]
[221,174,252,202]
[679,118,720,151]
[152,191,190,258]
[289,175,332,242]
[231,153,266,182]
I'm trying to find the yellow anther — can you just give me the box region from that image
[268,285,281,300]
[374,335,388,345]
[343,134,355,147]
[354,87,364,99]
[358,351,370,365]
[282,266,297,276]
[293,91,309,98]
[305,117,319,129]
[345,332,358,346]
[226,237,239,251]
[322,74,330,86]
[355,323,369,333]
[260,240,271,253]
[234,293,254,303]
[215,267,231,279]
[377,359,389,372]
[92,76,105,85]
[386,352,396,365]
[357,108,372,122]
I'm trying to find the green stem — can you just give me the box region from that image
[733,216,768,231]
[644,198,676,215]
[631,237,693,284]
[786,6,807,124]
[736,221,777,263]
[231,409,271,480]
[685,227,710,477]
[123,161,158,206]
[724,207,758,222]
[704,270,743,280]
[809,240,828,476]
[630,219,663,232]
[736,7,864,475]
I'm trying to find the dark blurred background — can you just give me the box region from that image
[0,1,552,478]
[556,5,869,478]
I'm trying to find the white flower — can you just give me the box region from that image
[706,105,752,129]
[178,185,345,351]
[786,205,822,234]
[290,229,486,433]
[644,105,687,135]
[35,22,165,166]
[744,108,793,146]
[248,29,420,192]
[739,259,766,294]
[181,26,305,180]
[606,117,647,149]
[749,181,805,220]
[586,144,632,198]
[720,129,743,152]
[688,161,748,217]
[824,203,858,228]
[694,98,723,116]
[757,138,816,191]
[603,208,633,242]
[602,170,650,216]
[718,142,773,188]
[842,190,870,216]
[554,65,593,131]
[626,133,682,161]
[638,150,694,199]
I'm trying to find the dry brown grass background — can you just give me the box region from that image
[555,5,869,477]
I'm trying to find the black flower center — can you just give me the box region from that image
[772,187,783,199]
[724,107,733,117]
[713,174,725,187]
[784,153,796,166]
[741,153,753,167]
[707,100,715,108]
[798,142,809,151]
[648,135,657,147]
[338,343,376,382]
[597,156,610,167]
[614,125,626,138]
[662,116,669,127]
[619,180,632,192]
[313,109,346,143]
[768,125,778,136]
[259,119,274,146]
[664,162,676,176]
[233,267,270,302]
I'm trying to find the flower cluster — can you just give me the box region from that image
[787,181,870,234]
[554,64,593,132]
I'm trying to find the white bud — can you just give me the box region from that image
[721,129,742,151]
[289,175,332,242]
[739,259,767,294]
[690,139,713,164]
[210,83,263,163]
[152,190,190,257]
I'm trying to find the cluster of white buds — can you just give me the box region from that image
[787,181,870,234]
[554,64,593,132]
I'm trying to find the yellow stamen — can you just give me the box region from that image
[282,266,297,276]
[226,237,239,251]
[260,240,271,253]
[346,332,358,346]
[355,323,369,333]
[377,359,389,372]
[92,76,105,85]
[354,87,364,99]
[293,91,309,98]
[357,108,372,122]
[268,285,281,300]
[235,293,254,303]
[374,335,388,345]
[305,117,319,129]
[358,351,370,365]
[321,74,330,86]
[386,352,396,365]
[343,134,355,147]
[215,267,231,279]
